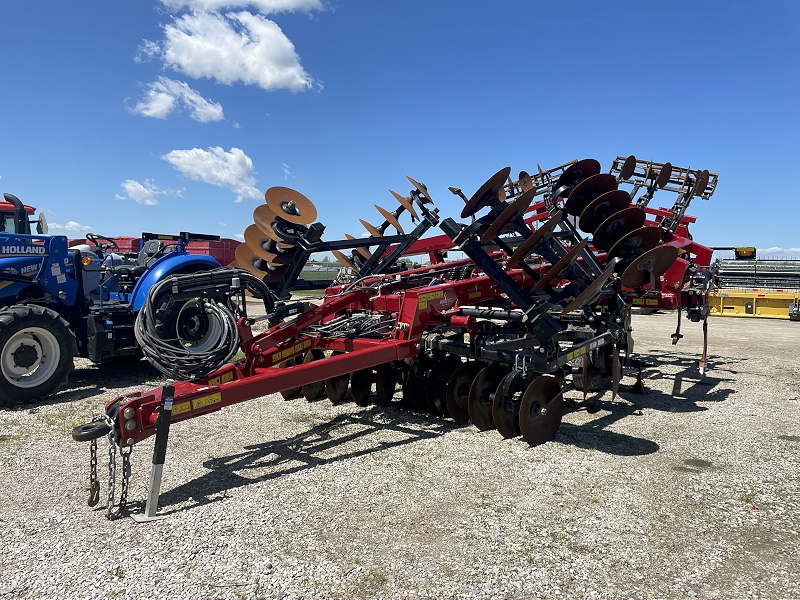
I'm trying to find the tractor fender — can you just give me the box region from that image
[131,253,220,312]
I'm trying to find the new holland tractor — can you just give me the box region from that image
[0,193,222,406]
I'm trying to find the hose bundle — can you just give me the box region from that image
[134,268,274,380]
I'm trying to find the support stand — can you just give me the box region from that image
[131,380,174,523]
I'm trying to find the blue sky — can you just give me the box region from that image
[1,0,798,258]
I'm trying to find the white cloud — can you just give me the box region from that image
[162,146,261,202]
[160,0,323,13]
[281,163,291,179]
[116,178,183,205]
[134,39,162,63]
[234,233,245,241]
[49,221,93,232]
[756,247,800,259]
[232,120,241,128]
[161,11,318,92]
[129,76,225,122]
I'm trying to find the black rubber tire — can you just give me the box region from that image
[0,304,77,407]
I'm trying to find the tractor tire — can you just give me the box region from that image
[0,305,77,407]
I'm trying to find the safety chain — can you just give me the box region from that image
[98,413,133,520]
[86,438,100,507]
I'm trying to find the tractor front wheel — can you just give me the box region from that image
[0,305,77,407]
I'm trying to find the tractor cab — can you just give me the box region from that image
[1,193,48,235]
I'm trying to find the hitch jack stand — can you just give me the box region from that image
[131,381,174,523]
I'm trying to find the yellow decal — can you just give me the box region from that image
[207,371,234,386]
[192,392,221,411]
[468,291,481,299]
[646,298,659,306]
[272,338,313,364]
[567,346,588,361]
[171,401,191,417]
[418,290,444,309]
[632,298,644,305]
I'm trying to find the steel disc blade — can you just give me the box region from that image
[325,354,350,404]
[445,361,484,425]
[267,247,297,267]
[235,243,275,282]
[390,189,419,221]
[425,355,461,417]
[253,205,286,243]
[657,162,673,189]
[402,366,429,413]
[508,210,563,266]
[350,368,373,406]
[375,362,400,406]
[620,244,679,288]
[693,169,710,198]
[518,170,534,192]
[406,176,434,204]
[271,219,308,245]
[592,207,647,252]
[374,204,405,234]
[607,226,662,265]
[244,224,279,261]
[564,173,618,216]
[532,238,589,291]
[301,349,326,401]
[277,354,303,399]
[560,258,620,316]
[519,376,564,447]
[462,167,511,218]
[578,190,631,234]
[620,155,637,180]
[468,364,509,431]
[344,234,371,260]
[264,186,318,225]
[493,371,525,438]
[554,158,602,192]
[480,188,535,243]
[359,219,383,238]
[331,249,356,269]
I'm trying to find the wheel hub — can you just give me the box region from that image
[13,342,39,370]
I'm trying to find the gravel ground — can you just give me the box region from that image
[1,312,799,599]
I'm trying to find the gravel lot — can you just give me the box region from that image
[1,312,799,599]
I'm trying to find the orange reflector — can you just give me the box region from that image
[81,256,93,266]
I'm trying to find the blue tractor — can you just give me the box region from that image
[0,193,221,406]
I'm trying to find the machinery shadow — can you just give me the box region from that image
[149,408,449,515]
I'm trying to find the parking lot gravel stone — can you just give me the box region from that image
[1,312,799,599]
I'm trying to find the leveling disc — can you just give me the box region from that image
[374,204,404,234]
[508,210,563,266]
[253,205,285,243]
[301,349,326,401]
[480,188,535,243]
[493,371,526,439]
[445,361,484,425]
[331,249,355,269]
[359,219,382,238]
[425,355,460,417]
[468,363,509,431]
[553,158,601,192]
[560,259,619,316]
[244,224,278,262]
[518,170,534,192]
[592,207,647,252]
[235,243,284,282]
[519,376,564,447]
[406,176,434,204]
[693,169,710,198]
[389,189,419,221]
[657,162,673,189]
[267,247,297,267]
[461,166,511,218]
[620,155,637,180]
[620,244,679,288]
[578,189,631,234]
[264,186,318,225]
[532,238,589,291]
[607,226,662,265]
[344,234,371,259]
[564,173,618,216]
